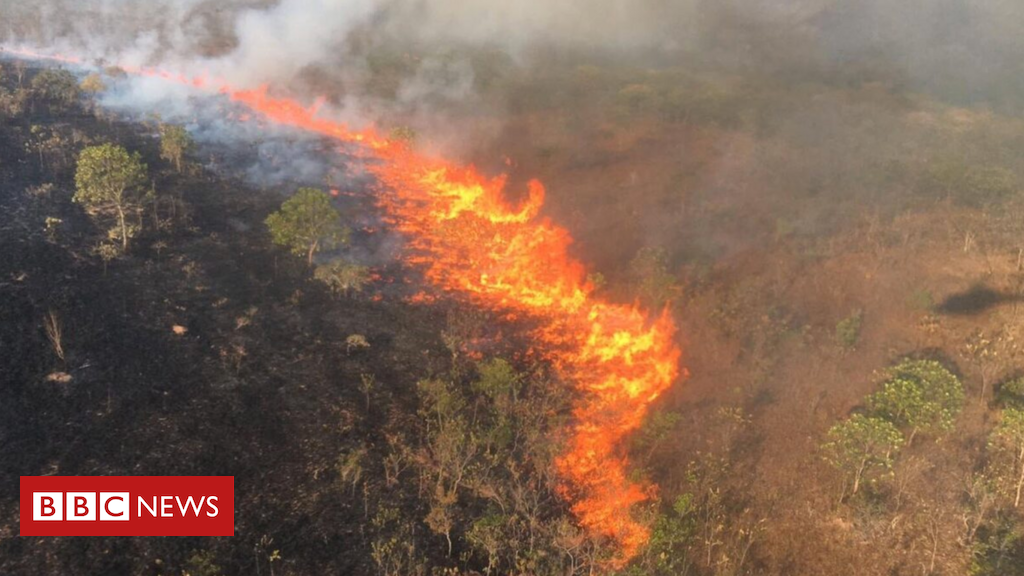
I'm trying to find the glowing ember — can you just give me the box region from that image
[3,50,683,564]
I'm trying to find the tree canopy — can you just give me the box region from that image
[74,144,148,251]
[866,359,964,442]
[824,414,904,496]
[265,188,348,265]
[31,68,80,110]
[159,123,193,172]
[989,408,1024,508]
[79,73,106,95]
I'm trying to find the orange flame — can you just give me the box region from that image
[229,88,683,564]
[2,51,683,565]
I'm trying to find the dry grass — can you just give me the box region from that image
[43,309,64,362]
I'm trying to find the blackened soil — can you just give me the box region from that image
[0,75,454,575]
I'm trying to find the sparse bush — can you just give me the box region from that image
[43,310,65,363]
[26,183,55,198]
[619,494,696,576]
[835,309,864,349]
[314,260,371,297]
[44,217,62,241]
[27,125,71,171]
[93,242,120,274]
[337,447,367,495]
[346,334,370,355]
[0,86,28,117]
[182,550,223,576]
[79,73,106,95]
[630,247,679,309]
[908,288,934,311]
[359,373,376,411]
[159,123,193,172]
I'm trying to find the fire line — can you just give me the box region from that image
[3,48,684,564]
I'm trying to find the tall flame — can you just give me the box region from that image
[4,51,683,564]
[229,88,684,563]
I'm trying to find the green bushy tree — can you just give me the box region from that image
[867,359,964,443]
[265,188,348,265]
[824,414,903,497]
[31,68,80,111]
[74,144,148,251]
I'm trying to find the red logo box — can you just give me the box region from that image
[20,476,234,536]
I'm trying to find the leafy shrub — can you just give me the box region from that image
[997,376,1024,410]
[314,260,371,297]
[835,309,864,349]
[867,359,964,441]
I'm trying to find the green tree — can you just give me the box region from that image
[265,188,348,265]
[74,144,148,251]
[31,68,80,110]
[867,359,964,443]
[924,157,1018,207]
[989,408,1024,508]
[314,260,371,297]
[997,377,1024,410]
[824,414,903,497]
[159,123,193,172]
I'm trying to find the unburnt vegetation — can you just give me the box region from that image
[6,21,1024,576]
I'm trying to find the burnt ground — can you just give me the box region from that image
[0,78,460,575]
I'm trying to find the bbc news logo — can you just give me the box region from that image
[20,476,233,536]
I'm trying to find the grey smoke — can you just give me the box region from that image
[4,0,1024,109]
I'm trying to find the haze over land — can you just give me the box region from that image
[4,1,1024,575]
